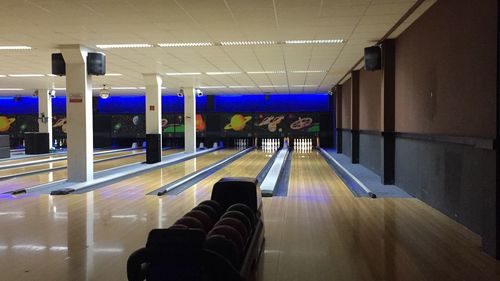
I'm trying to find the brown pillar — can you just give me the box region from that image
[380,39,396,184]
[495,0,499,259]
[351,70,360,163]
[335,86,343,153]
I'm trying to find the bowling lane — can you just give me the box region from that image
[0,149,179,193]
[171,149,273,201]
[0,147,139,166]
[0,149,146,177]
[0,151,498,281]
[89,149,238,196]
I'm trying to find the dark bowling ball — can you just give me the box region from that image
[221,211,253,234]
[227,203,256,227]
[184,210,213,233]
[193,204,219,223]
[216,217,249,244]
[174,217,206,234]
[198,200,224,217]
[208,225,245,254]
[205,234,242,269]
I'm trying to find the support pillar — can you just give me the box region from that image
[144,74,162,164]
[37,88,53,149]
[351,70,360,164]
[184,87,196,153]
[335,86,343,153]
[61,45,93,182]
[380,39,396,184]
[494,0,499,259]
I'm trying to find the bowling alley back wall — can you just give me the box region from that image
[0,94,333,139]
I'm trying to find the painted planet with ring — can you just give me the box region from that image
[224,114,252,131]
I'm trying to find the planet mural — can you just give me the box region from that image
[224,114,252,131]
[0,116,15,132]
[53,118,68,133]
[196,114,205,132]
[132,115,140,126]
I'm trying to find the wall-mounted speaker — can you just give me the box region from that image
[51,53,66,76]
[364,46,382,71]
[87,52,106,75]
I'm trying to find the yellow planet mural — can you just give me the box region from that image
[224,114,252,131]
[0,116,15,132]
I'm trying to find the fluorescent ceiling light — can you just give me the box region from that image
[285,39,345,44]
[291,85,318,87]
[110,87,138,90]
[136,87,167,90]
[96,44,153,49]
[260,85,288,88]
[228,85,255,88]
[198,86,227,89]
[0,45,32,50]
[247,71,285,74]
[0,75,6,78]
[165,72,202,76]
[291,70,326,73]
[105,73,123,76]
[205,72,241,75]
[53,88,66,91]
[158,42,213,47]
[46,74,57,77]
[221,41,276,46]
[8,74,45,77]
[0,88,24,91]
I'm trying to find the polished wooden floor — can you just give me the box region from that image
[0,149,179,193]
[0,150,498,281]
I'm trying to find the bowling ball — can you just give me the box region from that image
[0,116,15,132]
[196,114,205,132]
[224,114,252,131]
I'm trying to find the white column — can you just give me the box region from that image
[61,45,93,182]
[37,88,53,149]
[144,74,162,137]
[184,87,196,153]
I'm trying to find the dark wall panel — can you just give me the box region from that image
[394,137,496,254]
[341,79,352,129]
[395,0,497,138]
[341,130,351,158]
[359,69,382,131]
[359,133,381,175]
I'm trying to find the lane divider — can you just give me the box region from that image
[0,147,172,182]
[8,148,220,196]
[0,147,145,168]
[154,147,254,196]
[318,148,377,198]
[259,145,290,197]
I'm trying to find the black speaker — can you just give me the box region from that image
[51,53,66,76]
[364,46,382,71]
[146,134,161,164]
[87,52,106,75]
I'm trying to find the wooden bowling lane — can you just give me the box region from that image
[0,149,146,177]
[0,149,242,280]
[0,150,498,281]
[88,149,239,196]
[0,147,128,165]
[170,148,273,201]
[257,151,499,281]
[0,149,178,194]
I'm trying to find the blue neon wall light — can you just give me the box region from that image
[213,94,329,112]
[0,97,38,114]
[1,94,328,114]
